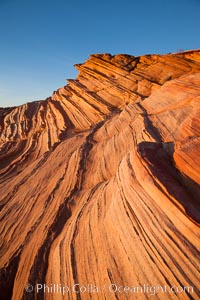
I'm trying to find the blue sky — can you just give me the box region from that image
[0,0,200,107]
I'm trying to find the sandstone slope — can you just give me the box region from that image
[0,50,200,300]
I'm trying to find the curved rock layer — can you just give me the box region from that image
[0,50,200,300]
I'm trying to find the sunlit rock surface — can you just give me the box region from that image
[0,50,200,300]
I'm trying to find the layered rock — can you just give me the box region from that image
[0,50,200,300]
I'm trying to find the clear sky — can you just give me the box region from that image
[0,0,200,107]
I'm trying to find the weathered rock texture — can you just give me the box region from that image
[0,50,200,300]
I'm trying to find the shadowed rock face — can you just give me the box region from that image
[0,50,200,300]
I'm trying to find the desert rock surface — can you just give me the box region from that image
[0,50,200,299]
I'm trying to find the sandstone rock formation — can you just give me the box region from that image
[0,50,200,300]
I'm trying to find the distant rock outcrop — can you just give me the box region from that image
[0,50,200,300]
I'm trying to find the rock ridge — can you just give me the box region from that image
[0,49,200,299]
